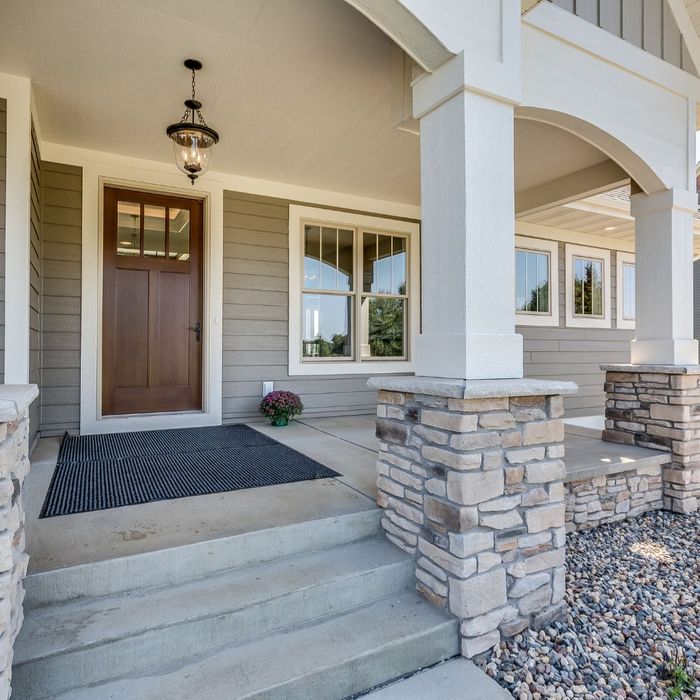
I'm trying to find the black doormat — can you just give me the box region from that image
[40,425,340,518]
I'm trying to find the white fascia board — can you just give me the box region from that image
[665,0,700,77]
[523,1,700,100]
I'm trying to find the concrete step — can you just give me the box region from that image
[14,537,412,700]
[50,593,459,700]
[360,658,511,699]
[24,508,381,607]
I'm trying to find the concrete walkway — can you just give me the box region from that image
[362,659,511,699]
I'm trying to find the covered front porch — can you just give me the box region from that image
[24,415,668,574]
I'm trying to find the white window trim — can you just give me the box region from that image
[288,204,420,376]
[514,236,559,327]
[616,251,635,330]
[565,243,611,329]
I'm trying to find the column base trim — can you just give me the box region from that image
[629,338,699,366]
[368,375,579,400]
[414,332,524,380]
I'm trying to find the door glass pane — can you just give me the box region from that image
[304,225,321,289]
[320,227,338,290]
[143,205,166,258]
[302,294,352,358]
[623,263,635,320]
[117,201,141,256]
[360,297,405,359]
[168,208,190,260]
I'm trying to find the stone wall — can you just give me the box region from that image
[369,376,577,659]
[564,464,664,532]
[603,364,700,514]
[0,386,38,699]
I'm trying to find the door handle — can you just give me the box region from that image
[191,321,202,342]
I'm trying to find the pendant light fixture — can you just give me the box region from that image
[166,59,220,184]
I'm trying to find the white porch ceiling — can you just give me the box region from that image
[0,0,634,229]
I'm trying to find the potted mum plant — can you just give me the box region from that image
[259,390,304,426]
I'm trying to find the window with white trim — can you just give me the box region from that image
[616,251,635,329]
[565,244,611,328]
[514,236,559,327]
[289,206,420,376]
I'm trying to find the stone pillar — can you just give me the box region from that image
[603,365,700,514]
[412,3,523,380]
[369,376,577,658]
[0,385,38,699]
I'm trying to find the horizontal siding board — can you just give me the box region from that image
[40,161,82,434]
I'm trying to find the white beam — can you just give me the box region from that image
[0,73,32,384]
[515,160,629,216]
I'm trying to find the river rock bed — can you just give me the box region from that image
[480,510,700,699]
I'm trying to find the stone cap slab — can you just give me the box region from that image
[367,376,578,399]
[601,363,700,375]
[0,385,39,423]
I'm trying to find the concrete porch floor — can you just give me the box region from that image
[25,414,667,574]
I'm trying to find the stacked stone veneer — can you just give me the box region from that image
[371,377,577,658]
[564,464,664,532]
[603,364,700,514]
[0,386,37,700]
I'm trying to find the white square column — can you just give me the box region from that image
[412,4,523,380]
[630,188,699,365]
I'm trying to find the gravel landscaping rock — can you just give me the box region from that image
[479,510,700,699]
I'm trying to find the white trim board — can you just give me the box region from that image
[514,236,559,327]
[616,250,635,331]
[78,165,224,435]
[0,73,32,383]
[40,142,421,222]
[288,204,420,376]
[564,243,612,329]
[515,220,636,252]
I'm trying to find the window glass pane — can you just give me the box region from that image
[143,205,166,258]
[574,257,603,316]
[117,201,140,256]
[337,229,354,291]
[168,208,190,260]
[320,227,338,290]
[363,232,406,294]
[360,297,405,359]
[302,294,352,358]
[391,237,407,295]
[623,263,635,320]
[515,249,549,313]
[304,225,321,289]
[362,233,377,293]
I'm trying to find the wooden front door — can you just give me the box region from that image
[102,187,203,415]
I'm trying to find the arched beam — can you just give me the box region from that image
[342,0,453,72]
[516,106,667,195]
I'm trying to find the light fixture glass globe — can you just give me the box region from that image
[170,128,216,183]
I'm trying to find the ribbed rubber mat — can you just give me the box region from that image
[40,425,339,518]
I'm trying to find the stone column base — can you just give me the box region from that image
[368,376,578,658]
[602,364,700,514]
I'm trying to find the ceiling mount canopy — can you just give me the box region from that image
[166,58,220,184]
